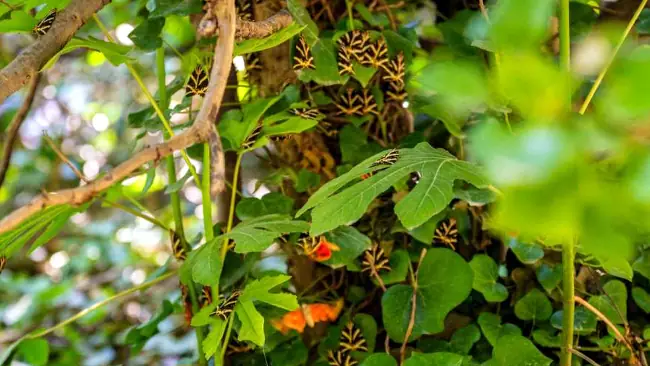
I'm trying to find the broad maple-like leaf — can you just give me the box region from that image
[297,142,488,236]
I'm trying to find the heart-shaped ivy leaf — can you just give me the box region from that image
[514,288,552,321]
[470,255,508,302]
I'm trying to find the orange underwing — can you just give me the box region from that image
[271,298,344,334]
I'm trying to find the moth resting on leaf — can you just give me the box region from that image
[271,298,344,334]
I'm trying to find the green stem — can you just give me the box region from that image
[578,0,649,115]
[104,199,168,230]
[27,271,176,339]
[202,143,215,243]
[220,315,235,360]
[560,239,576,366]
[346,0,354,30]
[93,15,201,187]
[157,47,206,366]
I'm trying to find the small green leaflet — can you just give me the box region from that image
[236,300,266,346]
[297,143,487,236]
[235,23,306,55]
[239,274,299,311]
[42,37,134,70]
[183,215,308,285]
[202,318,226,358]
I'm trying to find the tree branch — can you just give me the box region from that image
[0,0,241,234]
[0,74,40,189]
[0,0,111,104]
[234,9,293,41]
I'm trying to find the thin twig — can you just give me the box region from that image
[569,348,601,366]
[0,74,40,188]
[574,296,634,354]
[400,249,427,365]
[43,134,88,182]
[578,0,649,115]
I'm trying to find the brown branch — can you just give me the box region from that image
[0,0,111,104]
[234,9,293,41]
[568,348,601,366]
[0,74,40,188]
[400,249,427,365]
[0,0,238,234]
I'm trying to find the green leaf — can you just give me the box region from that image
[287,0,319,44]
[236,192,294,220]
[298,143,487,236]
[491,335,551,366]
[322,226,372,268]
[239,274,298,311]
[202,318,226,358]
[633,252,650,281]
[489,0,555,50]
[352,63,377,88]
[125,300,175,352]
[129,18,166,51]
[550,307,597,335]
[17,338,49,366]
[269,339,309,366]
[378,249,409,285]
[404,353,466,366]
[360,354,397,366]
[190,303,217,327]
[514,289,552,321]
[42,37,134,70]
[453,184,496,206]
[141,166,156,196]
[149,0,202,18]
[469,255,508,303]
[383,249,473,342]
[0,205,72,258]
[298,38,346,85]
[0,10,36,32]
[637,9,650,34]
[228,214,309,253]
[508,238,544,264]
[407,211,446,244]
[632,287,650,313]
[296,169,321,193]
[236,300,265,346]
[28,207,75,254]
[449,324,481,355]
[354,313,378,353]
[588,280,627,325]
[531,328,562,348]
[477,312,522,347]
[536,263,562,292]
[191,238,223,285]
[235,23,306,55]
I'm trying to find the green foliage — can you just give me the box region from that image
[588,280,627,325]
[298,143,487,235]
[514,289,552,322]
[469,254,508,302]
[235,23,306,55]
[478,312,522,347]
[382,249,473,342]
[487,335,552,366]
[17,339,49,366]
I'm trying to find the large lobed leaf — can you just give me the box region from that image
[297,143,487,236]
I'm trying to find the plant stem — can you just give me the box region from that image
[93,15,201,187]
[202,143,215,243]
[27,271,176,339]
[558,2,575,364]
[578,0,649,115]
[215,152,243,365]
[346,0,354,30]
[222,153,243,257]
[220,315,235,360]
[104,199,168,230]
[157,47,206,366]
[560,239,575,366]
